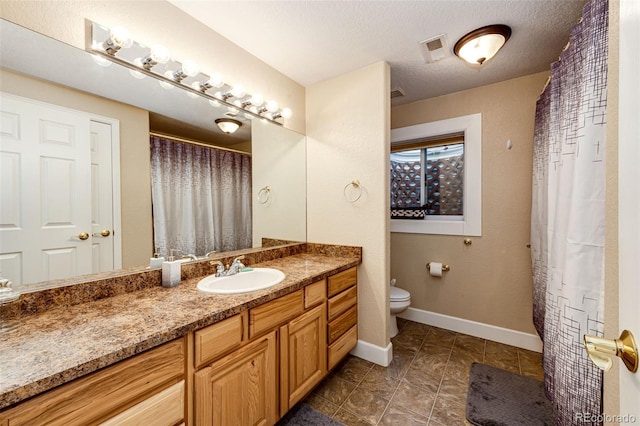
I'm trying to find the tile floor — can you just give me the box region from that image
[303,318,544,425]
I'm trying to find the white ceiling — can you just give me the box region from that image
[169,0,585,105]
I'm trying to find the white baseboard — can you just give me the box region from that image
[399,307,543,353]
[350,339,393,366]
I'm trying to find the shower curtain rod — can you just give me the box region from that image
[149,131,251,156]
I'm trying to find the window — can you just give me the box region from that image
[390,113,481,236]
[391,138,464,216]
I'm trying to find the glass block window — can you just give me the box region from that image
[390,140,464,217]
[425,143,464,215]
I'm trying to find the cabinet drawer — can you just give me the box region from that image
[328,325,358,371]
[1,339,184,426]
[194,312,247,369]
[328,305,357,344]
[328,286,357,321]
[250,290,304,337]
[100,380,184,426]
[304,279,327,309]
[327,267,357,297]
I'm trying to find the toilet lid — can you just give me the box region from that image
[390,286,410,302]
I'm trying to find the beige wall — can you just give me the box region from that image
[306,62,390,349]
[0,0,305,135]
[1,69,152,268]
[390,72,548,334]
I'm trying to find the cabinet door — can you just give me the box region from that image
[280,304,327,416]
[195,331,277,426]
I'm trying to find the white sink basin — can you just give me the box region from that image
[197,268,286,294]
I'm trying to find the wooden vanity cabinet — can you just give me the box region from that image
[327,267,358,370]
[279,301,327,416]
[194,331,277,426]
[192,267,358,425]
[0,339,185,426]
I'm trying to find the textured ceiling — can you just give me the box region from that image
[169,0,585,105]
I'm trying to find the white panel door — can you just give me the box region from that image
[0,93,92,286]
[90,120,114,273]
[617,0,640,417]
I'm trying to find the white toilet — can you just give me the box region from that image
[389,279,411,338]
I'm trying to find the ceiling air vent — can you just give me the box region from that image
[391,87,406,99]
[420,34,451,63]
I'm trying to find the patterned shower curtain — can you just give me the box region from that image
[150,136,252,257]
[531,0,608,424]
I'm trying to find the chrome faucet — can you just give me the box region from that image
[181,254,198,261]
[225,256,246,276]
[211,261,225,277]
[210,256,246,277]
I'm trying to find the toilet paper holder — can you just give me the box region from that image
[426,263,450,272]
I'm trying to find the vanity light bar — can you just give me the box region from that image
[86,21,291,126]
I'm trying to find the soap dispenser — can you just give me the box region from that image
[150,248,165,268]
[161,250,181,288]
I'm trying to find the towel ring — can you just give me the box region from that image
[258,186,271,204]
[343,180,362,203]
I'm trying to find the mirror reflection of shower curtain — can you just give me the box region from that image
[530,0,608,423]
[150,136,252,257]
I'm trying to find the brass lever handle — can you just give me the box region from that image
[93,229,111,237]
[584,330,638,373]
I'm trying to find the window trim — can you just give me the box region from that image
[390,113,482,236]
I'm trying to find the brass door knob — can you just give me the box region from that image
[93,229,111,237]
[584,330,638,373]
[78,232,89,240]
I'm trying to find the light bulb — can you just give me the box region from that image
[209,73,225,88]
[110,27,133,48]
[233,99,243,108]
[227,106,239,115]
[159,71,175,90]
[250,94,264,107]
[280,107,293,119]
[181,60,199,77]
[214,91,224,100]
[91,54,112,67]
[186,83,200,98]
[230,85,245,99]
[209,99,221,108]
[102,26,132,55]
[266,100,279,113]
[151,45,170,63]
[129,58,146,79]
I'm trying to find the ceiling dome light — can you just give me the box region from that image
[453,24,511,65]
[215,118,242,134]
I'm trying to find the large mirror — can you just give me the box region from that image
[0,19,306,290]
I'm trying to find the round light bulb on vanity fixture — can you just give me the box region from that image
[181,60,200,77]
[266,100,279,113]
[91,54,112,67]
[230,85,245,99]
[209,99,221,108]
[186,82,201,98]
[129,58,146,79]
[149,44,170,64]
[159,71,175,90]
[280,107,293,119]
[250,94,264,107]
[208,72,225,88]
[110,27,133,49]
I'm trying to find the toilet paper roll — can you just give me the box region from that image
[429,262,443,277]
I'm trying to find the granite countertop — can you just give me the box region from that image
[0,252,360,409]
